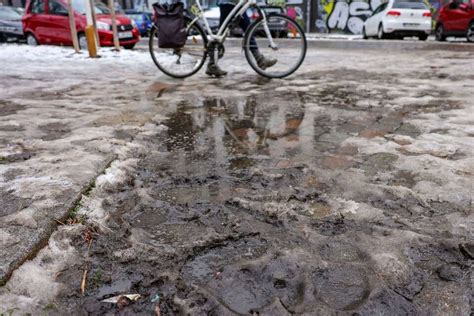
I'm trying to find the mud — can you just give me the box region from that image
[1,47,472,315]
[51,86,472,315]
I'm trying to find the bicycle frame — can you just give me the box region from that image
[188,0,277,48]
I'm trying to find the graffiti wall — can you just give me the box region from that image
[315,0,442,34]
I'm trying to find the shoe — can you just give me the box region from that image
[255,53,277,70]
[206,63,227,77]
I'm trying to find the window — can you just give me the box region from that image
[393,0,429,9]
[129,13,144,21]
[48,0,68,15]
[72,0,110,14]
[0,6,22,19]
[372,2,388,15]
[94,2,110,14]
[31,0,45,13]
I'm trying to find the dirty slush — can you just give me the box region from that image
[60,78,472,313]
[0,47,473,315]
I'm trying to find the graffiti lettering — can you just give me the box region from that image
[320,0,437,34]
[327,2,349,30]
[327,0,377,34]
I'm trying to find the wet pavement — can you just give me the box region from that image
[57,76,473,313]
[0,45,473,314]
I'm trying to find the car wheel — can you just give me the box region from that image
[377,25,385,39]
[435,24,446,41]
[123,43,135,49]
[363,27,368,39]
[418,34,428,41]
[467,21,474,42]
[78,33,88,50]
[26,33,38,46]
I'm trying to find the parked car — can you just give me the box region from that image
[0,6,24,42]
[435,0,474,41]
[12,7,25,15]
[202,6,220,33]
[247,6,288,38]
[202,5,286,37]
[125,9,152,37]
[363,0,432,40]
[22,0,140,49]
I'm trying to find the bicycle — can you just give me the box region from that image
[149,0,307,79]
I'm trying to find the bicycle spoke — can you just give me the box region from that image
[244,14,306,78]
[149,21,207,78]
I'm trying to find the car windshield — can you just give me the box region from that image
[72,0,111,14]
[0,6,22,20]
[128,13,144,21]
[393,0,428,9]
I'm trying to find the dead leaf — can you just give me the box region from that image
[101,294,141,304]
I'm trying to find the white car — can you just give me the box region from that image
[363,0,432,40]
[203,6,220,33]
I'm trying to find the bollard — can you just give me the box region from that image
[85,25,98,58]
[84,0,99,58]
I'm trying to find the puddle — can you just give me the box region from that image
[50,91,472,315]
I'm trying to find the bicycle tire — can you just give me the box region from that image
[244,13,307,79]
[149,17,208,79]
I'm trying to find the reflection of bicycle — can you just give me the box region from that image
[149,0,307,79]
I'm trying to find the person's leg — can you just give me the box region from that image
[219,3,234,27]
[206,4,234,77]
[240,10,277,70]
[238,12,258,53]
[206,43,227,77]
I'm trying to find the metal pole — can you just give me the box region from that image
[90,0,101,48]
[67,0,80,52]
[84,0,98,57]
[108,0,120,50]
[306,0,311,33]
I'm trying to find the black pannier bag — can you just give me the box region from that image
[153,2,187,49]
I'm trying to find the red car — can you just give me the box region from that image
[435,0,474,42]
[22,0,140,49]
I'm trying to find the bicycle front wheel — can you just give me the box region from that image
[149,19,208,79]
[244,13,307,78]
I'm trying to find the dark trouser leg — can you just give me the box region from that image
[238,12,277,69]
[238,9,258,54]
[219,4,258,53]
[217,4,276,70]
[207,43,217,65]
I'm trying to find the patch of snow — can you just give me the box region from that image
[95,158,138,189]
[0,225,81,313]
[0,44,151,65]
[1,207,38,229]
[5,176,73,198]
[0,229,19,247]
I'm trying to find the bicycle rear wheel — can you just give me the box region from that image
[149,18,208,79]
[244,13,307,78]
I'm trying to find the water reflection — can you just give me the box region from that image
[162,93,309,171]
